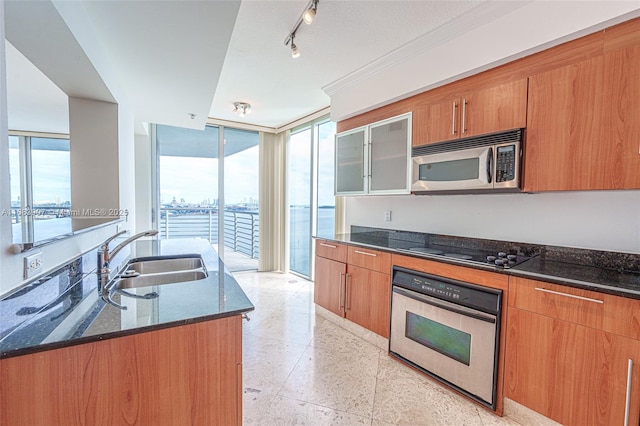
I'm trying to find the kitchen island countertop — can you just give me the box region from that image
[0,238,254,358]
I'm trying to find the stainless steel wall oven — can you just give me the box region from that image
[389,266,502,409]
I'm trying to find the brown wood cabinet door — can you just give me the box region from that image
[463,78,528,138]
[413,96,460,146]
[524,46,640,191]
[314,255,346,317]
[345,265,391,338]
[525,55,605,191]
[505,308,640,426]
[601,45,640,189]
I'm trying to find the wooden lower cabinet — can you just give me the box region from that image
[505,307,640,425]
[345,264,391,338]
[0,315,243,426]
[314,242,391,338]
[314,255,346,316]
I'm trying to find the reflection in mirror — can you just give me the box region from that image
[9,134,71,244]
[6,39,122,250]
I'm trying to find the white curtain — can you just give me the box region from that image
[258,131,288,272]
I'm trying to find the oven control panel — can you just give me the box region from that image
[392,267,501,314]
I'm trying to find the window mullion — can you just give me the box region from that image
[19,136,34,243]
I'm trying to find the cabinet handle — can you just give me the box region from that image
[534,287,604,304]
[354,250,377,257]
[338,272,345,310]
[461,98,468,135]
[320,243,337,249]
[452,101,458,135]
[625,359,633,426]
[345,274,351,311]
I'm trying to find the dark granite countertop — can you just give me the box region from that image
[508,257,640,298]
[0,238,254,359]
[316,227,640,300]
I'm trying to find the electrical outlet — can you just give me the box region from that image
[24,252,43,279]
[384,210,392,222]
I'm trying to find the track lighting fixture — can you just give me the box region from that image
[233,102,251,118]
[284,0,319,59]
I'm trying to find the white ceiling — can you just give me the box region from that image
[210,0,485,128]
[4,1,639,134]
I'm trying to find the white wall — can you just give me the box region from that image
[345,191,640,254]
[118,102,136,233]
[69,97,120,231]
[134,130,152,233]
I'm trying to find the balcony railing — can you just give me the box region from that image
[159,207,259,259]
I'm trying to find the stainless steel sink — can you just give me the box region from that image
[125,255,205,274]
[113,255,208,290]
[116,269,208,289]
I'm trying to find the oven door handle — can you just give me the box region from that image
[393,287,497,324]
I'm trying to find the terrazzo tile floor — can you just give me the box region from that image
[233,271,523,426]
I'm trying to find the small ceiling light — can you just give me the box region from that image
[233,102,251,118]
[291,38,300,59]
[188,113,196,119]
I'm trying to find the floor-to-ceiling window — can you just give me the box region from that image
[223,128,260,268]
[288,128,312,276]
[155,124,259,272]
[288,117,336,278]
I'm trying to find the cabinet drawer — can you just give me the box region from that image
[509,276,640,339]
[347,246,391,273]
[315,240,347,263]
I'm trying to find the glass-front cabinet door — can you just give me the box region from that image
[335,127,367,195]
[369,113,411,194]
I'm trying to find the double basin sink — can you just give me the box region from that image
[115,254,208,289]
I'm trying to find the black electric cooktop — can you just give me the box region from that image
[400,246,532,269]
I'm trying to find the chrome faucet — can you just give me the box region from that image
[97,229,159,294]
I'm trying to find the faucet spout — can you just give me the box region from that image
[97,229,159,295]
[108,230,159,262]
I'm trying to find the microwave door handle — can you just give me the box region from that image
[486,147,493,184]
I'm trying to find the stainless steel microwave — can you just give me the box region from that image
[411,129,523,194]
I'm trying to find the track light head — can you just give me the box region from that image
[302,8,315,25]
[291,40,300,58]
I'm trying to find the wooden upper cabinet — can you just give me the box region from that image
[463,79,528,138]
[524,45,640,191]
[413,78,528,147]
[413,96,461,146]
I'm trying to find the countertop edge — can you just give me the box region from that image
[0,306,254,360]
